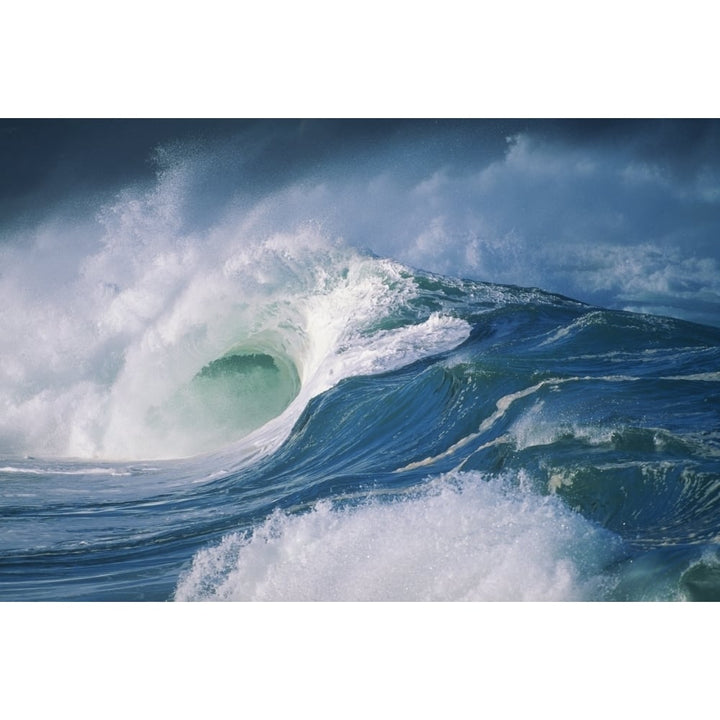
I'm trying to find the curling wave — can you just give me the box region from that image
[2,121,720,602]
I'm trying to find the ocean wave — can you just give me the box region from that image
[2,121,720,602]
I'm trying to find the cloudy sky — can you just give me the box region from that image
[2,119,719,326]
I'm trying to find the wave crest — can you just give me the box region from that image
[174,472,624,601]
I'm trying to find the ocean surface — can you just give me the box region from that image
[1,120,719,601]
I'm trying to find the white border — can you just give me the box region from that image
[3,602,716,718]
[2,2,717,117]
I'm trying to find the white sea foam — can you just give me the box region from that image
[0,466,131,476]
[508,401,617,451]
[661,372,720,382]
[174,471,623,601]
[0,174,470,460]
[536,311,606,347]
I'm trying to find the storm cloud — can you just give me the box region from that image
[2,119,719,326]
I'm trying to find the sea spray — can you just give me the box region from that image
[0,208,471,459]
[174,472,625,601]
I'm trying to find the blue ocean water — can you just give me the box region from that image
[1,120,720,601]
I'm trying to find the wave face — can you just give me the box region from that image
[2,120,720,601]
